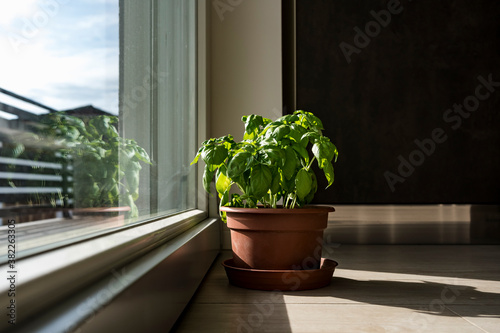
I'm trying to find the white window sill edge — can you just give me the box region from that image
[0,209,210,330]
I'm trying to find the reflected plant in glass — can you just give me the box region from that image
[41,114,151,218]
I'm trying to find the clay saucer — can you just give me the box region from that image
[222,258,338,291]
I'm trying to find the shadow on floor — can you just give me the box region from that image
[321,244,500,282]
[291,277,500,318]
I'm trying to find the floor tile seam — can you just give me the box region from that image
[193,301,500,305]
[446,303,500,306]
[332,277,495,282]
[335,273,500,280]
[190,301,365,304]
[191,299,500,306]
[189,301,445,306]
[445,306,491,333]
[280,302,475,306]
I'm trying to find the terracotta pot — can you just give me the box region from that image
[220,205,334,270]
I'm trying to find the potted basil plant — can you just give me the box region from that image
[191,110,338,275]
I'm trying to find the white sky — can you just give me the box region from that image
[0,0,119,115]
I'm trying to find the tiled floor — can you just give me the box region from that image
[172,245,500,333]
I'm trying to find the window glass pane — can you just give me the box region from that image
[155,0,197,214]
[120,0,198,218]
[0,0,198,260]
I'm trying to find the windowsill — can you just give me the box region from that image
[0,208,200,263]
[0,209,208,331]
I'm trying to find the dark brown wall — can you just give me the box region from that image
[294,0,500,204]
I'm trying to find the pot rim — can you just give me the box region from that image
[220,205,334,214]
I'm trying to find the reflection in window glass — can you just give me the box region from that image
[120,0,198,218]
[0,0,198,258]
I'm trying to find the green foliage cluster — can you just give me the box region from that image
[191,110,338,220]
[41,114,151,218]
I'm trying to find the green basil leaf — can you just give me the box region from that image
[227,151,252,179]
[270,124,290,141]
[261,147,285,167]
[128,201,139,218]
[270,170,281,194]
[220,188,229,208]
[125,161,141,200]
[96,147,107,158]
[302,132,320,145]
[241,143,256,154]
[283,146,298,180]
[64,126,80,140]
[201,145,228,165]
[203,164,217,193]
[295,110,324,131]
[275,114,299,124]
[313,138,337,168]
[242,115,270,136]
[191,152,201,165]
[123,194,138,218]
[292,144,309,164]
[304,171,318,203]
[295,168,312,201]
[60,115,86,133]
[134,146,151,164]
[216,166,231,196]
[230,193,244,207]
[332,143,339,163]
[90,116,112,137]
[249,164,272,198]
[323,160,335,188]
[119,146,136,171]
[288,124,307,143]
[282,175,295,193]
[243,132,256,141]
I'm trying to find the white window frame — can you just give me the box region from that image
[0,1,216,331]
